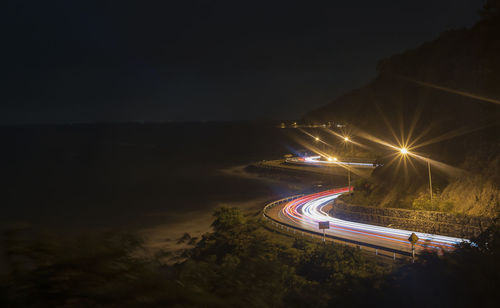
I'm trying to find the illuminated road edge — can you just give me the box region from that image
[263,187,469,256]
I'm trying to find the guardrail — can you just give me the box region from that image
[262,193,305,215]
[262,193,412,260]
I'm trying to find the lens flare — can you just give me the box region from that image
[396,75,500,106]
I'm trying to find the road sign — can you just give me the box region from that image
[318,221,330,229]
[318,221,330,243]
[408,233,419,244]
[408,233,419,263]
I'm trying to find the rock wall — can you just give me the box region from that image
[330,201,493,238]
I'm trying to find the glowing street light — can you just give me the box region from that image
[343,136,353,157]
[315,136,320,141]
[398,147,433,201]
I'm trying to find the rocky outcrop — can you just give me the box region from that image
[330,200,493,238]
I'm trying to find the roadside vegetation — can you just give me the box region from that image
[2,207,499,307]
[341,149,500,218]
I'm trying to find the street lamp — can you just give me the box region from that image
[315,136,327,153]
[343,136,353,157]
[347,166,351,193]
[399,148,433,201]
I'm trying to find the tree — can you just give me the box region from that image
[211,207,245,233]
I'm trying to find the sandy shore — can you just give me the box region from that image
[138,164,308,260]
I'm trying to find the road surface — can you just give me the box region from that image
[264,187,468,255]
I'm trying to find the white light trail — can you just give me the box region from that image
[282,189,468,252]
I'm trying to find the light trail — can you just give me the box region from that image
[278,188,468,253]
[288,155,376,168]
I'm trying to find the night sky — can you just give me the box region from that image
[2,0,483,124]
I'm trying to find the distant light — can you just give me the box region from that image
[315,137,320,141]
[400,148,408,155]
[327,157,333,161]
[333,157,338,161]
[344,136,349,142]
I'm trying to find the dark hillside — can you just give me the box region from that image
[306,5,500,135]
[305,1,500,215]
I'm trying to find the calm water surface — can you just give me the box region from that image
[0,122,308,232]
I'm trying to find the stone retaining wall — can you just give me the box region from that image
[330,201,493,238]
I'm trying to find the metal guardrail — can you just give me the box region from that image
[262,193,305,215]
[262,194,412,259]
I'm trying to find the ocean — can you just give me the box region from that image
[0,122,314,246]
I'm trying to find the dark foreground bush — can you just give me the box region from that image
[1,208,499,307]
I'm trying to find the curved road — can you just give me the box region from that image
[265,187,468,255]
